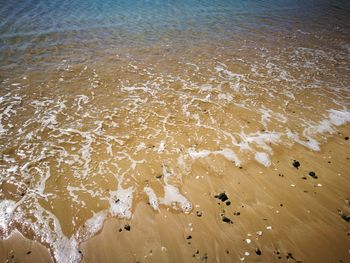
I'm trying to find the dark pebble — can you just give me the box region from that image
[255,248,262,255]
[286,253,295,260]
[226,250,229,254]
[340,213,350,222]
[26,251,31,255]
[308,171,318,179]
[217,193,229,202]
[226,201,231,206]
[222,216,232,223]
[234,212,240,216]
[292,160,300,169]
[156,174,162,179]
[280,204,283,207]
[196,211,202,217]
[115,199,120,203]
[345,136,349,140]
[78,250,82,254]
[118,228,122,232]
[124,224,131,231]
[186,235,192,240]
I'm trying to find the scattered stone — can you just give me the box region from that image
[301,176,307,180]
[286,253,295,260]
[280,204,283,207]
[78,250,82,254]
[226,250,230,254]
[308,171,318,179]
[256,231,263,236]
[234,211,240,216]
[156,174,162,179]
[292,160,300,169]
[278,173,284,177]
[196,211,202,217]
[115,199,120,203]
[255,248,262,255]
[118,228,122,232]
[226,201,231,206]
[186,235,192,240]
[201,254,208,261]
[26,251,31,255]
[245,239,251,244]
[124,224,131,231]
[345,136,349,140]
[338,210,350,222]
[266,226,272,230]
[222,216,233,224]
[216,193,229,202]
[244,252,250,256]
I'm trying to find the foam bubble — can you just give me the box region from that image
[255,152,271,167]
[0,199,17,237]
[160,184,192,212]
[144,186,159,211]
[109,185,134,218]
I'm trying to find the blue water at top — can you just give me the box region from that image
[0,0,349,69]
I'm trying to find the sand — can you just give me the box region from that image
[1,125,349,263]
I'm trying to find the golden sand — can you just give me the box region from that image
[1,125,349,263]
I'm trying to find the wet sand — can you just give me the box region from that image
[1,125,349,263]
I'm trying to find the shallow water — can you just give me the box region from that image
[0,0,350,262]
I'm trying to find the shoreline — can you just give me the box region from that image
[1,125,349,262]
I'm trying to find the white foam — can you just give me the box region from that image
[255,152,271,167]
[188,148,241,166]
[144,186,159,211]
[0,199,17,237]
[328,109,350,126]
[21,202,81,263]
[288,109,350,151]
[160,184,192,212]
[109,185,133,218]
[158,141,165,152]
[84,211,107,238]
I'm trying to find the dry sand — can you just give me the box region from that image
[1,126,349,263]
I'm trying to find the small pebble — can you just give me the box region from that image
[266,226,272,230]
[292,160,300,169]
[256,231,263,236]
[255,248,262,255]
[222,216,232,223]
[216,193,229,202]
[245,239,251,244]
[124,224,131,231]
[308,171,318,179]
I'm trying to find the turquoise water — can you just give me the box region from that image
[1,0,349,71]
